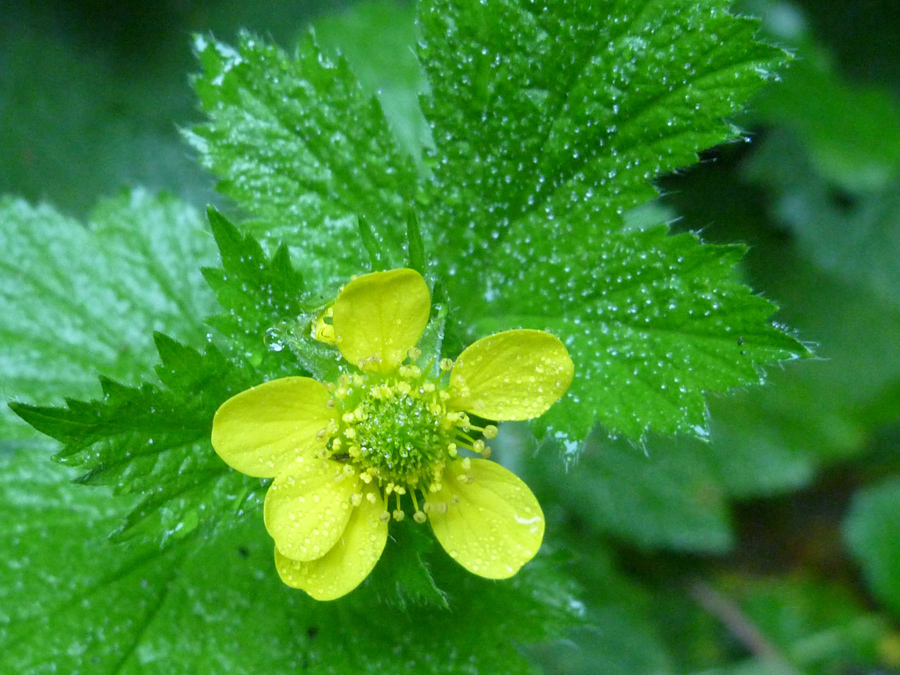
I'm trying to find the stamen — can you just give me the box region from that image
[407,347,422,360]
[439,358,454,372]
[413,511,427,523]
[483,425,499,439]
[392,493,404,521]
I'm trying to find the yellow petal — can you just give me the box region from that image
[448,329,574,421]
[211,377,334,478]
[426,459,544,579]
[264,456,357,562]
[274,487,388,600]
[332,269,431,374]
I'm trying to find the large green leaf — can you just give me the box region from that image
[476,227,807,443]
[10,336,262,547]
[420,0,787,251]
[416,0,806,445]
[0,191,217,438]
[0,445,581,674]
[187,32,421,283]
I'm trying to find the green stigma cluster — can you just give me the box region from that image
[319,349,497,524]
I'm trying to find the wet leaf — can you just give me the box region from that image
[0,191,217,438]
[417,0,804,446]
[187,31,420,284]
[0,445,581,674]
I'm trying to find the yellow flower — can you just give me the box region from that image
[211,269,574,600]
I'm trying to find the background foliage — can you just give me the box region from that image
[2,0,900,673]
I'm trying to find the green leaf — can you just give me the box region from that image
[844,479,900,616]
[10,335,262,547]
[0,445,582,674]
[415,0,803,444]
[202,206,316,377]
[476,227,808,443]
[0,190,217,438]
[187,31,421,284]
[406,207,427,274]
[419,0,788,253]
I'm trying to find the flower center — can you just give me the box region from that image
[322,354,496,523]
[354,391,446,480]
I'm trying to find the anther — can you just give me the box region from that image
[473,440,485,453]
[482,446,492,459]
[439,358,454,371]
[392,510,405,522]
[483,425,498,439]
[413,511,427,524]
[407,347,422,360]
[379,511,391,523]
[350,493,363,506]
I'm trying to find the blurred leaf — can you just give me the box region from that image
[845,479,900,617]
[747,131,900,313]
[527,431,732,552]
[529,536,677,675]
[0,445,582,674]
[417,0,805,446]
[187,32,420,284]
[0,24,211,213]
[753,52,900,193]
[721,577,890,674]
[0,191,217,438]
